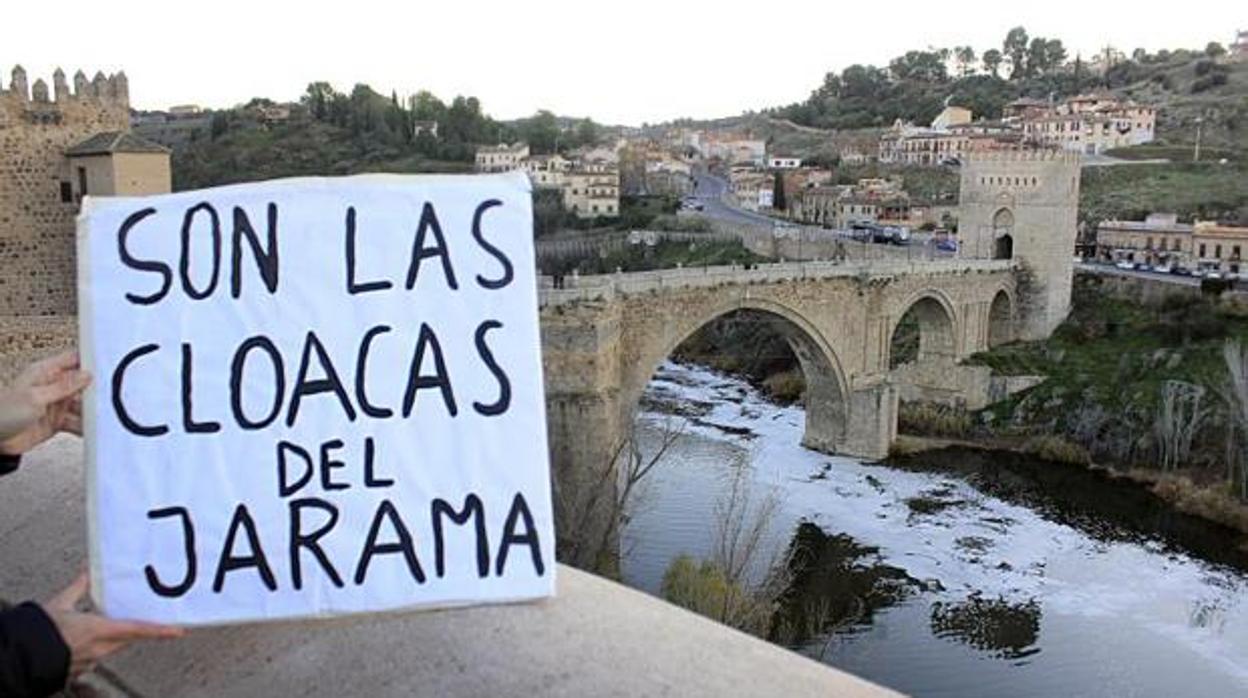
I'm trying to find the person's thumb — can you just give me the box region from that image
[47,572,89,611]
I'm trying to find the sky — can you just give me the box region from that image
[4,1,1242,125]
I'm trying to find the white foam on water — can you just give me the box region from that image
[635,361,1248,686]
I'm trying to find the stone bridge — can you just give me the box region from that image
[540,257,1016,455]
[535,150,1080,564]
[538,258,1020,563]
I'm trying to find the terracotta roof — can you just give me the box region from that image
[65,131,169,156]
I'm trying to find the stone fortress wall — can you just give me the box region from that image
[0,65,131,377]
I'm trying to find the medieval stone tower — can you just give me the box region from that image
[0,65,132,316]
[957,150,1081,340]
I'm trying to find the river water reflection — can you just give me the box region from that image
[620,362,1248,698]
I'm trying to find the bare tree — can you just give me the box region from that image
[714,462,780,586]
[711,460,790,633]
[555,415,684,574]
[1221,342,1248,499]
[1153,380,1207,472]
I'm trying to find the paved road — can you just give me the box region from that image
[689,172,780,227]
[1075,261,1202,286]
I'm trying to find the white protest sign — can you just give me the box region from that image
[77,172,555,625]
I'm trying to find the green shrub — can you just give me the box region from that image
[1021,435,1091,465]
[762,369,805,403]
[650,215,712,233]
[1200,277,1230,296]
[661,555,773,637]
[898,402,973,438]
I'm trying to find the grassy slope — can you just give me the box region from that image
[968,275,1248,470]
[1079,161,1248,226]
[1115,58,1248,152]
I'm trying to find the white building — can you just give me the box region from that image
[767,156,802,170]
[475,143,531,173]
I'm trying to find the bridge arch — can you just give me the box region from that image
[988,288,1015,347]
[888,289,960,368]
[626,296,851,453]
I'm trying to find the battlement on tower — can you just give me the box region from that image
[0,65,129,127]
[964,149,1081,166]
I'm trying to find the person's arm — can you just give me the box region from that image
[1,574,184,697]
[0,603,70,698]
[0,351,89,457]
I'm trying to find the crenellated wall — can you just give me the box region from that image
[0,65,131,316]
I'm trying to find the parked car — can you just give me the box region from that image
[1204,270,1223,280]
[936,239,958,253]
[1154,265,1173,274]
[1115,261,1135,270]
[1170,266,1193,277]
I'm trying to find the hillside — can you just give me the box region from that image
[173,117,473,191]
[171,83,611,192]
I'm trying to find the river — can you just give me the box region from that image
[620,362,1248,698]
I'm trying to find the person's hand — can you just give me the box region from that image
[42,573,184,679]
[0,351,91,455]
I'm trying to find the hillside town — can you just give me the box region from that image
[2,15,1248,698]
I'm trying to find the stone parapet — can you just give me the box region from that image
[0,437,898,698]
[539,259,1016,308]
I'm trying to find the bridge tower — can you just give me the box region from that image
[957,150,1081,340]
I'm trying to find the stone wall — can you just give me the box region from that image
[0,315,75,382]
[890,358,1044,410]
[0,66,130,317]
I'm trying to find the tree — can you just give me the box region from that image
[1026,37,1049,77]
[1206,42,1227,58]
[1072,54,1087,93]
[573,118,600,148]
[1004,26,1030,80]
[889,50,948,83]
[840,64,889,99]
[1044,39,1068,73]
[954,46,977,77]
[1153,380,1208,472]
[302,81,339,121]
[812,72,842,100]
[982,49,1003,78]
[1222,341,1248,500]
[521,110,560,153]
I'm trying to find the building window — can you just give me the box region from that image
[77,167,88,197]
[1216,245,1223,259]
[59,182,73,203]
[1200,243,1207,258]
[1236,246,1242,259]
